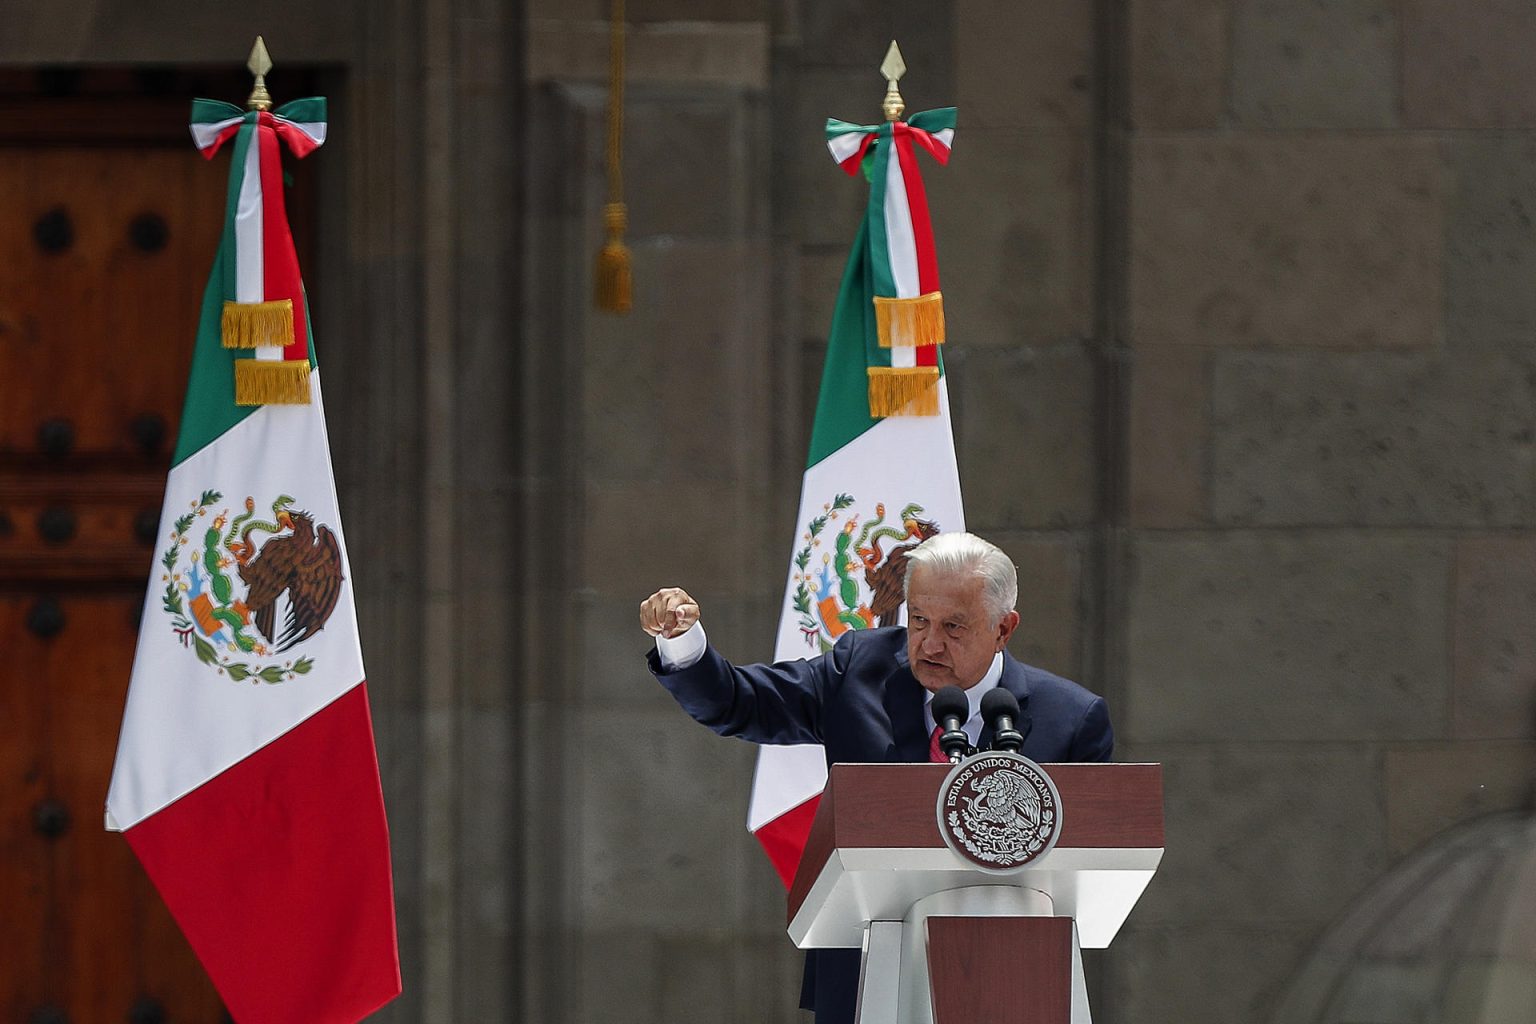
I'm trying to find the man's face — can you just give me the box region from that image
[905,566,1020,692]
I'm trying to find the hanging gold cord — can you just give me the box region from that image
[594,0,632,313]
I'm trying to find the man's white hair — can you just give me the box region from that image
[903,532,1018,621]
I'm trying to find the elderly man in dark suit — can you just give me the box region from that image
[639,531,1113,1024]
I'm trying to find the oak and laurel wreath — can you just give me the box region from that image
[947,808,1048,864]
[160,488,315,684]
[791,492,856,635]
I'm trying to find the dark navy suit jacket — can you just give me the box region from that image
[647,625,1114,1024]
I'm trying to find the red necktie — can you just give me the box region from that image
[929,724,948,763]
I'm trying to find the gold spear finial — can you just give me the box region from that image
[246,36,274,111]
[880,40,906,122]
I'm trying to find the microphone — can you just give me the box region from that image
[982,688,1024,753]
[931,685,970,763]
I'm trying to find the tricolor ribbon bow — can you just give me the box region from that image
[825,107,955,417]
[190,97,327,405]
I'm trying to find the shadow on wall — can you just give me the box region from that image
[1272,802,1536,1024]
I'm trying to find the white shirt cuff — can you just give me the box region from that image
[655,621,707,670]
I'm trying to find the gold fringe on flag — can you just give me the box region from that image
[235,359,312,406]
[873,292,945,348]
[221,299,294,349]
[594,0,632,313]
[867,366,940,417]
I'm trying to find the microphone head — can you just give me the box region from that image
[931,685,969,724]
[981,687,1021,723]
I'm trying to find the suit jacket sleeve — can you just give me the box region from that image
[645,635,860,746]
[1069,696,1114,762]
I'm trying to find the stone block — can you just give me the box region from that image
[1126,532,1450,741]
[1444,961,1536,1022]
[0,0,356,63]
[957,0,1092,130]
[798,245,848,344]
[1127,346,1210,528]
[1130,135,1443,350]
[1127,743,1388,925]
[793,337,824,462]
[528,0,607,21]
[1384,742,1536,855]
[625,103,747,240]
[950,345,1096,531]
[581,479,776,598]
[786,68,877,248]
[630,0,772,21]
[799,0,955,101]
[730,935,810,1018]
[1444,134,1536,351]
[1211,352,1536,528]
[451,589,517,705]
[991,531,1084,680]
[931,132,1092,347]
[1105,922,1319,1022]
[454,710,515,1018]
[583,241,771,487]
[1454,536,1536,739]
[1128,0,1229,129]
[656,939,739,1023]
[578,707,758,932]
[454,493,518,597]
[1404,0,1536,128]
[1230,0,1397,129]
[527,19,771,87]
[573,931,662,1022]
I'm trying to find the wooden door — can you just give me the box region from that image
[0,68,316,1024]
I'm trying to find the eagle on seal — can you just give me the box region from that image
[237,504,344,652]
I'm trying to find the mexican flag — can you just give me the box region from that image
[750,108,964,886]
[105,98,401,1022]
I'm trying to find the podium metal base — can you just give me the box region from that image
[854,886,1091,1024]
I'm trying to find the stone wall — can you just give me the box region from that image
[1117,1,1536,1019]
[6,0,1536,1021]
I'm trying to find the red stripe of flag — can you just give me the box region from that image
[257,111,308,361]
[894,124,941,367]
[124,684,400,1023]
[893,124,940,295]
[753,794,822,889]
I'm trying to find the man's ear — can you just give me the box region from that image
[996,609,1021,648]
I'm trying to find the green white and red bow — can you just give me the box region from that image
[190,97,326,405]
[825,107,955,416]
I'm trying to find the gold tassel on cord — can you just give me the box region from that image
[221,299,295,349]
[874,292,945,348]
[235,359,312,406]
[594,0,632,312]
[867,366,940,417]
[596,202,631,312]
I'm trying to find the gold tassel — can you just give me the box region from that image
[595,202,632,313]
[221,299,294,349]
[873,292,945,348]
[595,0,632,313]
[235,359,312,406]
[867,367,940,416]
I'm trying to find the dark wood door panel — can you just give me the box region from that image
[0,593,225,1022]
[0,148,220,463]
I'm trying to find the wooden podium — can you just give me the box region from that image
[787,762,1164,1024]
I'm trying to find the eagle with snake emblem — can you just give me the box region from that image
[235,496,345,653]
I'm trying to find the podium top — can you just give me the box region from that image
[787,762,1164,950]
